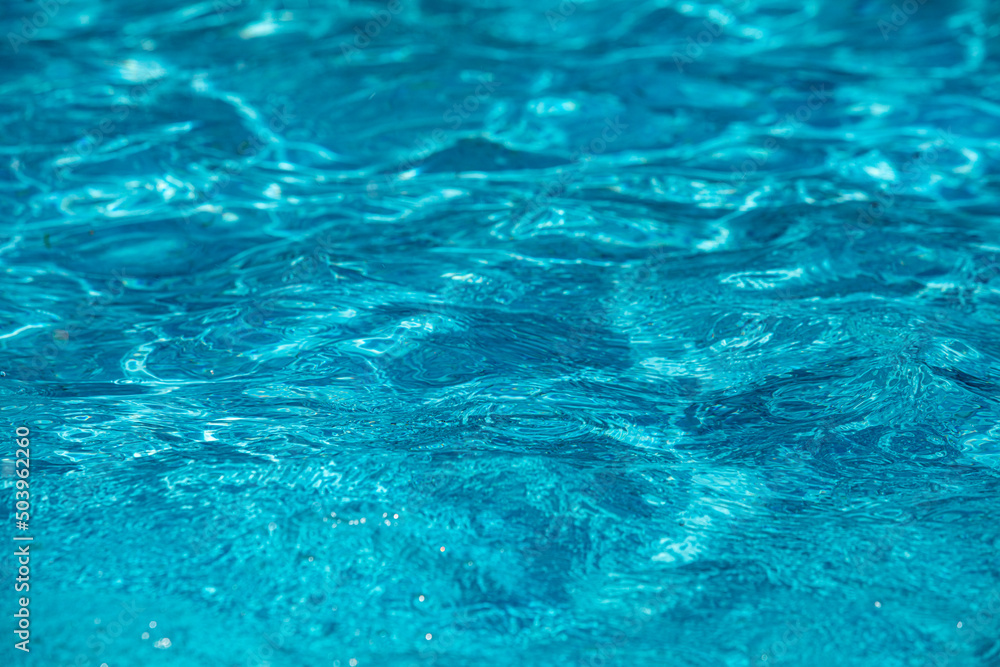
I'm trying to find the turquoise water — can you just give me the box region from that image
[3,0,1000,665]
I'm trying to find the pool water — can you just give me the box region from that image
[3,0,1000,665]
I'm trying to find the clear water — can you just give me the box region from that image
[3,0,1000,665]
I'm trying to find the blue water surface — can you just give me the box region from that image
[3,0,1000,665]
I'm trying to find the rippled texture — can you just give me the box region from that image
[3,0,1000,665]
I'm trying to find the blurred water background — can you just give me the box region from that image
[2,0,1000,665]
